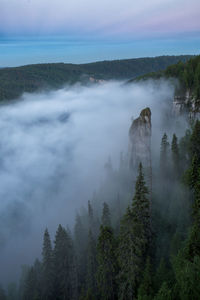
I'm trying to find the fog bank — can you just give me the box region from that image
[0,80,175,284]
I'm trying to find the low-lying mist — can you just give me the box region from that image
[0,79,177,284]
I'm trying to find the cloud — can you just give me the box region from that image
[0,79,177,284]
[0,0,199,37]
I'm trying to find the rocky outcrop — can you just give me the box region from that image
[129,108,151,169]
[172,90,200,119]
[129,108,152,194]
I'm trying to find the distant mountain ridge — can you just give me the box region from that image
[0,55,192,102]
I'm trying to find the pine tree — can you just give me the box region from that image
[137,258,154,300]
[173,249,200,300]
[153,282,172,300]
[194,63,200,99]
[97,225,118,300]
[88,200,100,240]
[53,225,77,300]
[88,201,94,229]
[18,265,30,300]
[42,228,54,299]
[118,163,151,299]
[86,230,97,296]
[118,206,142,299]
[74,213,88,294]
[154,258,169,293]
[189,120,200,161]
[23,261,42,300]
[160,133,170,177]
[132,163,151,246]
[101,202,111,227]
[184,154,200,189]
[171,134,180,177]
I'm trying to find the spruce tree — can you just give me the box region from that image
[23,263,41,300]
[173,250,200,300]
[118,163,151,299]
[153,282,172,300]
[88,201,94,229]
[97,225,117,300]
[137,258,154,300]
[132,163,151,247]
[42,228,54,300]
[171,134,180,177]
[118,206,142,299]
[160,133,170,177]
[86,230,97,297]
[74,213,88,294]
[53,224,77,300]
[101,202,111,227]
[154,258,169,293]
[88,200,100,241]
[189,120,200,161]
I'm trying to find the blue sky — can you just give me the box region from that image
[0,0,199,66]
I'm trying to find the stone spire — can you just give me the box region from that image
[129,107,152,195]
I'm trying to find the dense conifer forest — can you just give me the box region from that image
[1,56,200,299]
[132,55,200,99]
[0,55,192,102]
[0,118,200,299]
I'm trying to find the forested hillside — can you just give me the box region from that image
[131,55,200,99]
[1,55,200,299]
[1,116,200,299]
[0,55,191,102]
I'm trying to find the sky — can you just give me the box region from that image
[0,0,200,66]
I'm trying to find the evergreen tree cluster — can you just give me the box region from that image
[2,121,200,299]
[165,56,200,99]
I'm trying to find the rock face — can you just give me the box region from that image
[172,90,200,119]
[129,107,152,193]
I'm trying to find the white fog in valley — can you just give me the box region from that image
[0,80,177,284]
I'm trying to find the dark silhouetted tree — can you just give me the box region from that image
[118,163,151,299]
[101,202,111,227]
[42,228,54,299]
[97,225,118,300]
[53,225,77,300]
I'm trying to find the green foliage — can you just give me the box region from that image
[165,56,200,99]
[171,134,180,177]
[154,258,169,293]
[41,228,54,299]
[97,226,118,300]
[101,202,111,227]
[173,251,200,300]
[137,258,154,300]
[22,260,42,300]
[74,213,88,293]
[118,163,151,299]
[87,230,97,296]
[15,107,200,299]
[0,56,192,102]
[53,225,77,300]
[160,133,170,176]
[153,282,172,300]
[189,120,200,161]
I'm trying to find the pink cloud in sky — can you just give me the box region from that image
[0,0,199,37]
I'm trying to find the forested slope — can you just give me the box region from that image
[0,55,192,102]
[131,55,200,99]
[1,118,200,299]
